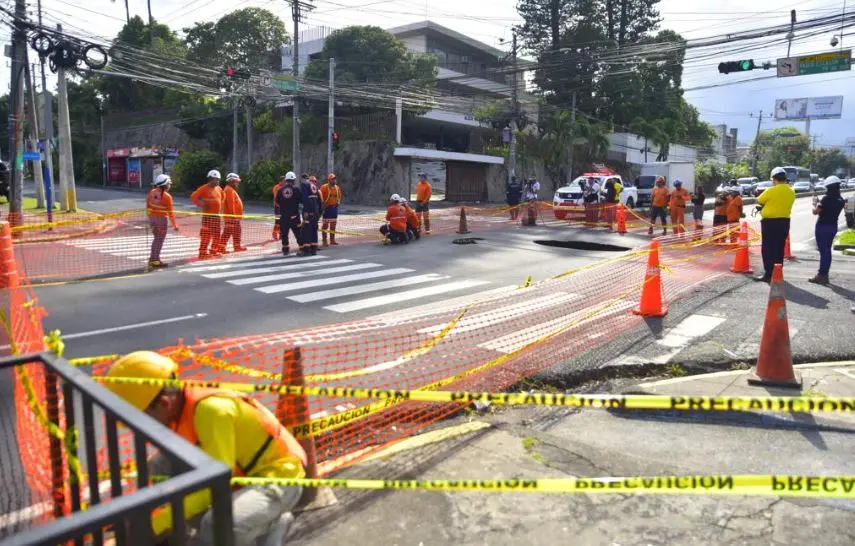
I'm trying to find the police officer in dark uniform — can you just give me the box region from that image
[299,173,321,256]
[275,171,302,256]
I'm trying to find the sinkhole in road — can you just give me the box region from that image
[534,240,631,252]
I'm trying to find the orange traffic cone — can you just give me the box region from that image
[632,240,668,317]
[730,221,753,274]
[0,222,19,289]
[784,235,795,260]
[616,204,627,234]
[747,263,801,388]
[456,207,470,234]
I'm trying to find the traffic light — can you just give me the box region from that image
[225,67,250,79]
[332,131,340,151]
[718,60,755,74]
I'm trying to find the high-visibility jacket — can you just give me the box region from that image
[416,181,432,205]
[726,195,743,222]
[190,184,224,214]
[272,182,285,213]
[669,188,690,209]
[386,204,407,232]
[403,205,419,229]
[319,183,341,207]
[146,188,178,229]
[152,388,307,536]
[651,186,669,208]
[714,196,730,216]
[223,186,244,217]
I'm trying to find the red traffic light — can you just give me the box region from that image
[332,132,339,141]
[226,67,236,77]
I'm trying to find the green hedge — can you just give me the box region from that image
[172,150,227,194]
[243,159,292,202]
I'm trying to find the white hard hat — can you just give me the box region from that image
[225,172,241,182]
[390,193,401,201]
[770,167,787,179]
[154,174,171,187]
[207,169,221,180]
[824,175,842,186]
[285,171,297,181]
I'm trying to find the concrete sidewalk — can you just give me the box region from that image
[289,363,855,546]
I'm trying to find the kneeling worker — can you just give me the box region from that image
[400,198,421,241]
[382,194,408,244]
[103,351,307,546]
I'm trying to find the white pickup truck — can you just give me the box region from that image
[552,174,638,220]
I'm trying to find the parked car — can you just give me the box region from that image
[753,181,773,196]
[736,177,758,196]
[847,178,855,189]
[792,181,812,194]
[814,180,827,192]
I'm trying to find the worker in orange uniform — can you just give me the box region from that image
[220,172,247,253]
[648,176,669,236]
[271,175,286,240]
[669,179,690,234]
[102,351,306,546]
[319,173,342,247]
[146,174,179,269]
[190,170,225,259]
[415,174,432,234]
[726,188,743,243]
[381,194,408,244]
[400,198,421,241]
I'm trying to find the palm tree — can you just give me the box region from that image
[629,118,670,162]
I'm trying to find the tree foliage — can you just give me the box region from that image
[811,148,850,177]
[695,161,752,191]
[751,128,810,177]
[171,150,226,193]
[184,8,288,71]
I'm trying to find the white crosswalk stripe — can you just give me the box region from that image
[178,253,493,314]
[61,234,274,262]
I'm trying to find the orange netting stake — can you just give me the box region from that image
[730,222,753,274]
[748,264,801,388]
[0,222,19,289]
[784,235,795,260]
[633,240,668,317]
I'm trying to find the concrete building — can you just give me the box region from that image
[712,124,739,163]
[281,21,536,201]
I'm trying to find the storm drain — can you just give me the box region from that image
[453,237,486,245]
[534,240,631,252]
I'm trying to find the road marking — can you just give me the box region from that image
[417,293,583,337]
[60,313,208,340]
[181,256,324,273]
[324,280,492,313]
[370,286,518,322]
[231,263,384,286]
[288,273,449,303]
[256,268,415,294]
[203,259,351,279]
[656,314,726,349]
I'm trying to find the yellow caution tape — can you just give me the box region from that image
[230,474,855,498]
[68,354,120,367]
[90,377,855,414]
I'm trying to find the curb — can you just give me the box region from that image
[635,360,855,389]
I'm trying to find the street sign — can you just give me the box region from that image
[259,70,273,88]
[272,74,300,92]
[777,49,851,77]
[23,151,41,161]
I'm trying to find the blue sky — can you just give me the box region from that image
[4,0,853,146]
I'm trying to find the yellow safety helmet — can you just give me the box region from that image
[104,351,178,411]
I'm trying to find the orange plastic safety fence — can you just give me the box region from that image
[79,230,747,490]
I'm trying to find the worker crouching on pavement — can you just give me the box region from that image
[146,174,179,269]
[275,172,303,256]
[191,170,225,259]
[319,173,341,247]
[726,188,743,244]
[221,173,247,253]
[380,194,408,244]
[400,198,421,241]
[103,351,307,546]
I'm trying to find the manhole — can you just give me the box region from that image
[533,240,631,252]
[453,237,485,245]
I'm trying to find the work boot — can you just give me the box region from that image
[331,236,339,246]
[648,227,653,235]
[753,275,771,283]
[322,233,328,247]
[281,247,290,257]
[148,259,167,269]
[808,274,829,285]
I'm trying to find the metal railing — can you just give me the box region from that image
[0,352,234,546]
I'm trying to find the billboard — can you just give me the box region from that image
[774,96,843,121]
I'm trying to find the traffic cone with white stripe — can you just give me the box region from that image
[632,240,668,317]
[730,222,753,274]
[748,264,801,388]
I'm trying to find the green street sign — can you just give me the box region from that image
[777,50,851,77]
[272,74,300,92]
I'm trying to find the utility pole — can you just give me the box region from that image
[327,57,335,175]
[56,24,77,211]
[786,10,796,57]
[8,0,27,225]
[246,102,253,172]
[289,0,315,176]
[24,60,46,209]
[231,97,239,173]
[567,91,577,182]
[100,109,106,187]
[148,2,155,45]
[508,30,519,186]
[749,110,773,177]
[37,0,55,216]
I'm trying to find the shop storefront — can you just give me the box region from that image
[105,146,180,189]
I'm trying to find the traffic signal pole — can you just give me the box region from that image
[327,57,335,176]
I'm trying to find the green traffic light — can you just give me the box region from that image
[739,60,753,71]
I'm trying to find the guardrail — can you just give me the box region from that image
[0,352,234,546]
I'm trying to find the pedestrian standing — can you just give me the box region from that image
[691,186,705,228]
[506,176,522,220]
[220,173,246,253]
[648,177,668,235]
[271,175,286,240]
[726,188,743,243]
[809,176,845,284]
[146,174,179,268]
[275,172,303,256]
[754,166,796,282]
[669,180,690,234]
[190,170,224,259]
[319,173,342,246]
[602,179,617,229]
[299,174,320,256]
[584,177,601,227]
[415,174,432,233]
